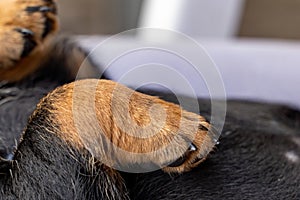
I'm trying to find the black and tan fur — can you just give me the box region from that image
[0,0,217,199]
[0,0,299,199]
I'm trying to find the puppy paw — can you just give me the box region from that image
[35,79,219,174]
[0,0,58,80]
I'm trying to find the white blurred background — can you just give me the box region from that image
[59,0,300,108]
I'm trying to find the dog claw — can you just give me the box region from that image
[188,143,197,152]
[25,6,53,13]
[15,28,37,57]
[16,28,34,37]
[39,6,52,12]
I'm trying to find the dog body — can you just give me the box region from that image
[0,0,299,199]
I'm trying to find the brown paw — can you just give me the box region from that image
[34,79,218,174]
[0,0,58,80]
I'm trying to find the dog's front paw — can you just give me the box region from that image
[0,0,58,81]
[35,79,218,174]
